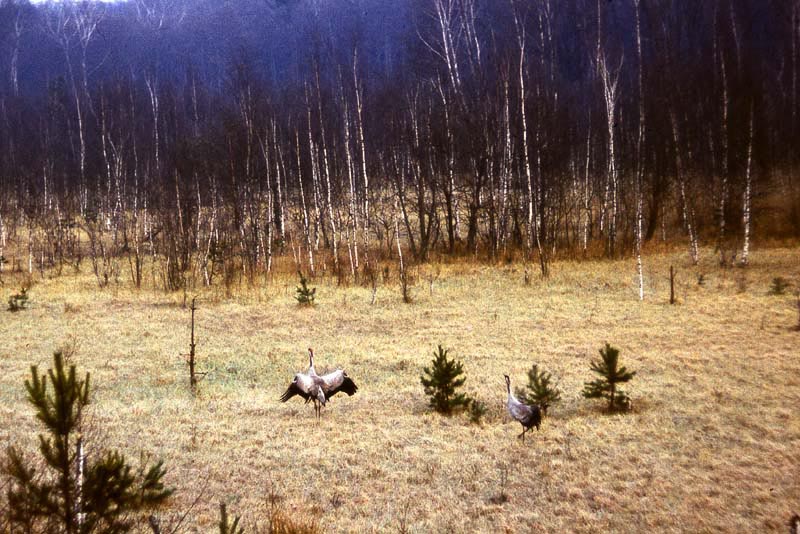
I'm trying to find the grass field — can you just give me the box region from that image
[1,247,799,533]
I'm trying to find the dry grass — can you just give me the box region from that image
[1,247,799,532]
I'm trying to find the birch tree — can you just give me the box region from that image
[598,54,621,258]
[633,0,645,300]
[740,103,754,265]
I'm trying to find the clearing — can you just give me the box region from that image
[1,248,799,532]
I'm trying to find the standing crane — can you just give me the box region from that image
[504,375,544,443]
[279,350,326,419]
[280,348,358,419]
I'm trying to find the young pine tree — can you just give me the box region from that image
[582,343,636,412]
[517,364,561,414]
[3,351,173,532]
[295,272,316,306]
[7,287,29,312]
[420,345,470,414]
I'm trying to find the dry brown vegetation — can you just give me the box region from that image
[1,247,799,533]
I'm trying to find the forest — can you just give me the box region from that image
[2,2,800,532]
[0,0,797,289]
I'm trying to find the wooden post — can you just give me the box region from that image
[189,297,197,393]
[669,265,676,304]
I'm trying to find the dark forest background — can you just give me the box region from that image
[0,0,797,288]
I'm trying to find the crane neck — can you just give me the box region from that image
[308,350,316,375]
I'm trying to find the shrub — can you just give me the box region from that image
[7,287,28,312]
[2,351,173,532]
[582,343,636,412]
[468,398,487,424]
[219,502,244,534]
[420,345,470,414]
[266,503,320,534]
[516,364,561,414]
[295,272,316,306]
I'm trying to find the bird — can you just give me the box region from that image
[279,350,326,419]
[279,348,358,419]
[279,369,326,418]
[504,374,545,443]
[308,348,359,405]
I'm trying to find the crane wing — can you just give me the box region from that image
[508,401,532,422]
[320,370,358,399]
[280,374,315,403]
[279,381,308,402]
[508,401,542,429]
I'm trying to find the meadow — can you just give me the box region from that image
[1,247,799,533]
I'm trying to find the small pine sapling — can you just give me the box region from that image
[295,271,316,306]
[420,345,470,414]
[582,343,636,412]
[516,364,561,414]
[3,351,173,532]
[7,287,28,312]
[769,277,790,295]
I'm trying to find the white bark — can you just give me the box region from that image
[296,130,315,275]
[314,69,339,272]
[718,39,730,247]
[670,112,699,265]
[583,119,592,255]
[511,2,534,250]
[634,0,645,301]
[599,55,621,257]
[741,104,755,265]
[339,71,359,275]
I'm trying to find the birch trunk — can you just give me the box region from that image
[599,55,620,258]
[296,130,315,275]
[740,104,754,265]
[671,112,699,265]
[633,0,645,301]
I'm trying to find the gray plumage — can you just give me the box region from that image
[280,348,358,420]
[280,349,327,419]
[279,371,326,418]
[309,348,358,404]
[504,374,543,443]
